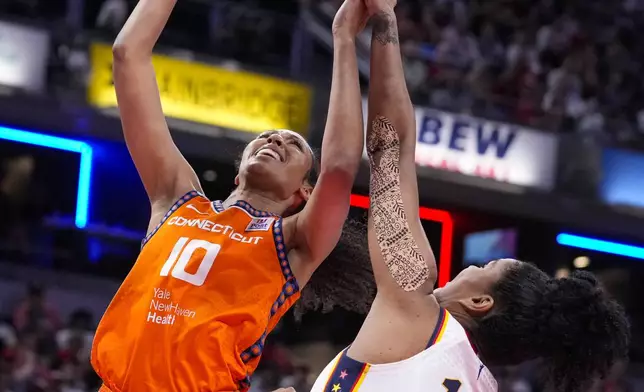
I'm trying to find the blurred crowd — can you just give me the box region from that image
[0,285,99,392]
[0,281,641,392]
[0,283,317,392]
[322,0,644,148]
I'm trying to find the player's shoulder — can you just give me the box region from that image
[152,190,210,217]
[157,191,282,225]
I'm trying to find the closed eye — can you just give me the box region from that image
[289,139,304,151]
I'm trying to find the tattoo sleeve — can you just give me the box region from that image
[372,11,399,46]
[367,116,429,292]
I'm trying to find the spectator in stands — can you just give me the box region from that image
[0,156,35,253]
[536,14,578,56]
[435,19,479,71]
[55,310,94,363]
[13,285,60,334]
[96,0,128,34]
[51,335,91,392]
[279,365,312,391]
[542,55,583,129]
[0,322,17,354]
[477,23,504,65]
[9,331,47,392]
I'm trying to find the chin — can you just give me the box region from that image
[245,159,273,174]
[243,162,283,190]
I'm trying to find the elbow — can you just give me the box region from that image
[320,143,363,179]
[320,158,360,183]
[112,41,149,63]
[318,163,358,192]
[111,41,129,62]
[111,42,141,64]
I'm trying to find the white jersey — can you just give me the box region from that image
[310,309,497,392]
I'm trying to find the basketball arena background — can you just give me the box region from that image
[0,0,643,390]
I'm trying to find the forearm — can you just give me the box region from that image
[367,10,414,137]
[113,0,177,59]
[320,37,364,177]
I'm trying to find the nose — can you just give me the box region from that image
[266,134,284,147]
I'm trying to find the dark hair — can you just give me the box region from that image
[473,263,630,392]
[294,217,374,318]
[304,147,320,188]
[293,150,375,318]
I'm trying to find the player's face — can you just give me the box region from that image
[450,258,518,289]
[435,259,519,316]
[238,130,314,203]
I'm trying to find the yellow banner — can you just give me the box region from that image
[88,43,312,135]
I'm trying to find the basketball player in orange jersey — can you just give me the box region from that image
[90,0,372,391]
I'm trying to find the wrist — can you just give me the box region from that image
[370,6,395,17]
[332,33,356,45]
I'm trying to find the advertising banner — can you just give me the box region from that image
[0,21,50,92]
[362,99,559,189]
[88,43,312,135]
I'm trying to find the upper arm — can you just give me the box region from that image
[287,168,354,282]
[112,48,202,208]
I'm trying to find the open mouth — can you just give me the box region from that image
[256,148,284,162]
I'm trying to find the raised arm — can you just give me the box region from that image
[288,0,367,280]
[112,0,202,231]
[365,0,437,298]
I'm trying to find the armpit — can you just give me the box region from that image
[367,116,430,292]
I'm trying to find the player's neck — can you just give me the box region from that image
[225,187,289,216]
[433,293,476,331]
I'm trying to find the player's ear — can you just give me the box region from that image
[234,175,240,186]
[288,183,312,213]
[298,182,312,202]
[460,295,494,318]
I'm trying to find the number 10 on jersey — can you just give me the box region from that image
[160,237,221,286]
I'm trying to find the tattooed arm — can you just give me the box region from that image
[344,1,441,365]
[365,3,437,296]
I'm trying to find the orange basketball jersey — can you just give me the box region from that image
[91,191,300,392]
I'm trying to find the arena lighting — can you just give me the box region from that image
[0,126,92,229]
[350,194,454,287]
[557,233,644,261]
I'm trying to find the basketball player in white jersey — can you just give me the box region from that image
[311,1,496,390]
[310,0,630,391]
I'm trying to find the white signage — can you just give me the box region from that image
[362,100,558,190]
[0,21,50,92]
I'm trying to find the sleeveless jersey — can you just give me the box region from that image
[91,191,300,392]
[310,309,497,392]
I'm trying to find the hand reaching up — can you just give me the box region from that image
[364,0,397,15]
[332,0,369,39]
